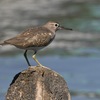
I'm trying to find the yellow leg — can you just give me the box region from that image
[32,54,43,67]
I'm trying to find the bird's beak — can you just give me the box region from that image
[58,26,72,31]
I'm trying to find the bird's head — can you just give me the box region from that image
[43,21,72,33]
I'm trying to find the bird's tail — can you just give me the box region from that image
[0,42,8,46]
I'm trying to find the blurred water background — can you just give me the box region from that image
[0,0,100,100]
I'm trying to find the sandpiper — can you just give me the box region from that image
[0,21,72,66]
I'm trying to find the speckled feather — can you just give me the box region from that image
[2,27,55,49]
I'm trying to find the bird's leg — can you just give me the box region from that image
[32,51,43,67]
[24,50,31,66]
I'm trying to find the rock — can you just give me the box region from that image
[6,66,71,100]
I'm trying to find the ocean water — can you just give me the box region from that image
[0,54,100,100]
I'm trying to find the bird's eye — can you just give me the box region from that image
[55,24,59,27]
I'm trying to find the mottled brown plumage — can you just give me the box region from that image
[0,21,72,66]
[2,27,55,49]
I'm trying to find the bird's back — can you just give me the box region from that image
[1,26,55,49]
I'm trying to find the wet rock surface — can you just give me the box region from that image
[6,66,71,100]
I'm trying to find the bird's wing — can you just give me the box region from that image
[3,27,55,48]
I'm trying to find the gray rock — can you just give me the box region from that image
[6,66,71,100]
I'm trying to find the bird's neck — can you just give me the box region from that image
[43,25,56,33]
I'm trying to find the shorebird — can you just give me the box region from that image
[0,21,72,66]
